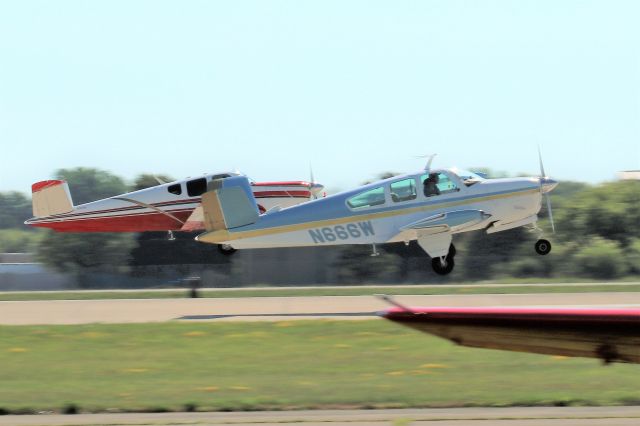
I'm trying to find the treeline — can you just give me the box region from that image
[0,167,638,287]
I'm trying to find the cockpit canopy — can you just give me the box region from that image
[450,168,486,187]
[345,168,484,211]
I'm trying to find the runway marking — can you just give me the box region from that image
[178,312,376,320]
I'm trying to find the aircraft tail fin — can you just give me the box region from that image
[201,176,259,232]
[31,180,74,218]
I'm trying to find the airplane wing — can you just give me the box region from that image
[381,306,640,364]
[394,210,491,257]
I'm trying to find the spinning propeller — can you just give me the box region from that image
[538,147,558,233]
[308,165,324,199]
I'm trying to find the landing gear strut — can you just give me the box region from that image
[535,239,552,256]
[218,244,237,256]
[431,244,456,275]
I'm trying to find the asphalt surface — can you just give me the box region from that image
[2,407,640,426]
[0,292,639,325]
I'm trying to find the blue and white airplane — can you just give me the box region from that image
[195,155,558,275]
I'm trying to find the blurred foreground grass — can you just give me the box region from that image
[1,281,639,301]
[0,320,639,413]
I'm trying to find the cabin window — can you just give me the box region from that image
[186,178,207,197]
[390,178,417,203]
[347,186,385,209]
[167,183,182,195]
[421,173,459,197]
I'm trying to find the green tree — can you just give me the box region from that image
[625,238,640,275]
[0,191,32,228]
[556,181,640,246]
[333,245,401,284]
[468,168,510,178]
[461,228,532,280]
[131,174,175,192]
[37,232,136,287]
[36,168,136,287]
[55,167,127,205]
[572,237,628,279]
[362,172,400,185]
[0,229,44,252]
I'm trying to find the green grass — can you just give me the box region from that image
[0,320,638,413]
[1,282,639,301]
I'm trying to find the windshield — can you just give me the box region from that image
[450,168,486,181]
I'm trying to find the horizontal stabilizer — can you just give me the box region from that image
[30,180,74,218]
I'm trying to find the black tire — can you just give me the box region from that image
[535,239,552,256]
[218,244,237,256]
[449,243,457,258]
[431,255,455,275]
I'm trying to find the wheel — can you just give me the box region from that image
[535,239,552,256]
[431,255,455,275]
[449,243,457,258]
[218,244,237,256]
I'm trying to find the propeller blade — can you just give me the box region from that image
[545,194,556,234]
[153,175,167,185]
[537,146,556,233]
[538,146,546,177]
[308,164,324,199]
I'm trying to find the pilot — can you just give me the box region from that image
[423,173,440,197]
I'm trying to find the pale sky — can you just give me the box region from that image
[1,1,639,194]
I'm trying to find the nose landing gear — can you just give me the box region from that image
[535,239,552,256]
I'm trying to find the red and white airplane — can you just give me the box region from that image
[25,171,323,240]
[380,297,640,364]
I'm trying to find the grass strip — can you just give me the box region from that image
[0,320,638,414]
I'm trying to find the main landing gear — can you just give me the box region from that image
[535,239,552,256]
[431,244,456,275]
[218,244,237,256]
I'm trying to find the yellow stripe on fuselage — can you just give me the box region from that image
[198,188,539,243]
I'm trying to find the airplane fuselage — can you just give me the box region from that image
[197,169,553,250]
[26,174,317,233]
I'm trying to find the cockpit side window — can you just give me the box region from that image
[347,186,386,209]
[167,183,182,195]
[390,178,417,203]
[186,178,208,197]
[421,173,459,197]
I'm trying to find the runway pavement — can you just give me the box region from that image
[2,407,640,426]
[0,292,639,325]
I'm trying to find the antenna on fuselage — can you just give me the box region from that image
[415,154,437,173]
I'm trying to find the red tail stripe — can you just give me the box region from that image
[32,180,66,193]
